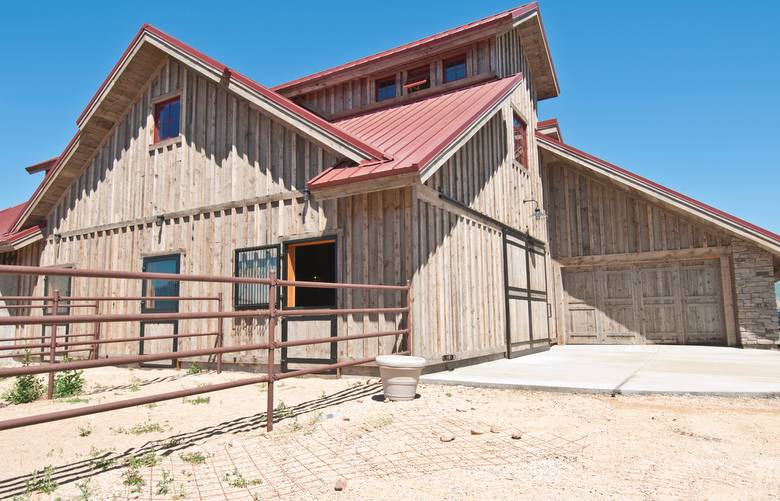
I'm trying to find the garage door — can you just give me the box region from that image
[562,260,726,345]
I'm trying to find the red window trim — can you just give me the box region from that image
[513,111,528,169]
[154,96,181,143]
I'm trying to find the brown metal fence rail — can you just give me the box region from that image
[0,264,411,432]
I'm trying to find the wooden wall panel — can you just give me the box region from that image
[47,58,339,239]
[410,198,507,361]
[292,26,536,120]
[542,161,732,259]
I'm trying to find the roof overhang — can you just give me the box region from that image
[14,25,389,233]
[0,226,44,253]
[537,118,563,141]
[273,2,559,101]
[537,133,780,259]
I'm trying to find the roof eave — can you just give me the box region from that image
[537,134,780,257]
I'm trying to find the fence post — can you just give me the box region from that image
[92,302,101,360]
[216,292,224,374]
[266,272,277,431]
[47,290,60,399]
[406,280,413,356]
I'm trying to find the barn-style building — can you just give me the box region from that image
[1,3,777,373]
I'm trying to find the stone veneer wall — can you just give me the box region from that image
[731,239,779,348]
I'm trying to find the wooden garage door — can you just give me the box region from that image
[562,260,726,345]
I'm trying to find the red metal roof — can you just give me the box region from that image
[537,118,563,141]
[24,157,59,175]
[308,74,524,189]
[273,3,548,94]
[0,202,42,246]
[537,133,780,245]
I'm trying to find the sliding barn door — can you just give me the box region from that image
[503,229,550,358]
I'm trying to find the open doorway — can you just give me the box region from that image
[285,239,336,308]
[282,238,337,372]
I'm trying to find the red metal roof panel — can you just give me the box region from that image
[308,74,524,189]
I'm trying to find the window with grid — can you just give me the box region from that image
[234,245,279,309]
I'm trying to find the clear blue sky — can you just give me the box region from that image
[1,0,778,241]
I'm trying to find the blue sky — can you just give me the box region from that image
[1,0,778,242]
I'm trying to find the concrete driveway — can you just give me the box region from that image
[420,345,780,396]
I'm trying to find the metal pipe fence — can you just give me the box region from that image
[0,264,412,432]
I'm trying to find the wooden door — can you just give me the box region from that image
[562,259,726,346]
[599,267,640,343]
[561,268,598,343]
[503,230,549,357]
[639,265,682,344]
[679,261,726,345]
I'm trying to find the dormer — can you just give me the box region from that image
[273,2,558,120]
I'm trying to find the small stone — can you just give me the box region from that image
[334,478,347,491]
[511,431,522,440]
[490,425,501,434]
[470,428,487,436]
[455,407,468,412]
[439,433,455,442]
[342,417,350,421]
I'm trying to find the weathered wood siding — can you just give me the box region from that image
[47,58,339,236]
[542,161,731,259]
[411,197,507,360]
[293,26,536,119]
[424,80,545,241]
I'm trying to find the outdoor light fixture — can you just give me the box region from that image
[154,214,165,227]
[523,199,546,220]
[303,188,311,202]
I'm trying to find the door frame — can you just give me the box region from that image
[139,253,181,367]
[280,236,338,372]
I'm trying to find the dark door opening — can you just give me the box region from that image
[282,238,337,372]
[285,240,336,308]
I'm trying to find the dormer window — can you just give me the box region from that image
[403,65,430,94]
[513,112,528,168]
[375,76,397,102]
[154,96,180,142]
[443,54,467,83]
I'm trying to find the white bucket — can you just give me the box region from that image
[375,355,426,401]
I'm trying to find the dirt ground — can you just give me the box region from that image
[1,366,779,500]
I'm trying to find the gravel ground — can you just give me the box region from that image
[1,366,779,500]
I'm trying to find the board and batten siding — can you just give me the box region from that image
[46,57,341,237]
[292,26,537,120]
[541,161,732,259]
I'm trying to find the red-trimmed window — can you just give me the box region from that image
[513,112,528,168]
[154,97,181,142]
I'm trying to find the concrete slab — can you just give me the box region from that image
[420,345,780,396]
